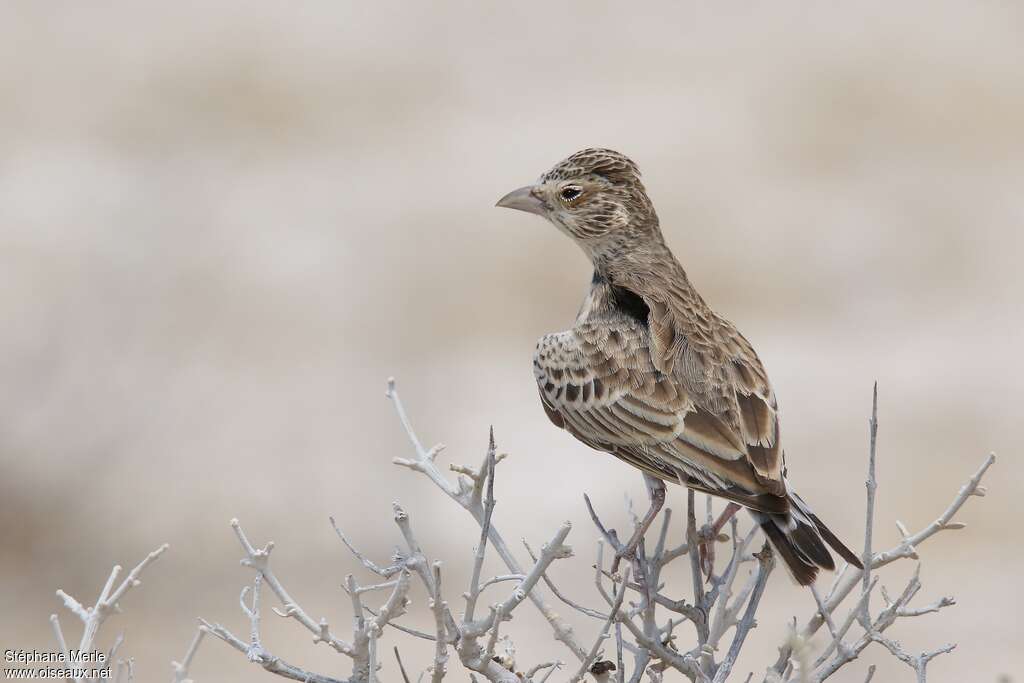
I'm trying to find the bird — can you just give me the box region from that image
[496,148,861,585]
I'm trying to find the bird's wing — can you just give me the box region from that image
[534,316,787,511]
[646,289,786,495]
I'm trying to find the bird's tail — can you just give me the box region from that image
[751,491,862,586]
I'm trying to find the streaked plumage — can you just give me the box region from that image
[498,148,861,585]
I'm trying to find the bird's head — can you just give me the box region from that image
[496,149,661,263]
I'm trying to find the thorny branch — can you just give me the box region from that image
[387,378,588,663]
[49,544,168,683]
[765,390,995,683]
[46,382,995,683]
[381,381,993,682]
[206,381,995,682]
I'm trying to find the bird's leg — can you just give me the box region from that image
[698,502,741,580]
[612,474,666,574]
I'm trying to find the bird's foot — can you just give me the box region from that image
[697,502,741,582]
[609,481,667,574]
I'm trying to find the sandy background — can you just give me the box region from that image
[1,2,1021,681]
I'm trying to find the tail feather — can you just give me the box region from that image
[808,510,863,569]
[758,517,820,585]
[753,491,862,586]
[788,520,835,570]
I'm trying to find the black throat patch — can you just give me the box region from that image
[592,270,650,326]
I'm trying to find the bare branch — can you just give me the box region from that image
[201,617,351,683]
[229,518,355,657]
[388,379,587,661]
[859,382,879,630]
[871,634,956,682]
[394,647,413,683]
[712,544,774,683]
[525,661,562,679]
[785,452,995,668]
[52,542,169,678]
[430,562,449,683]
[171,624,207,683]
[810,576,878,670]
[707,527,759,649]
[686,490,708,643]
[524,538,608,620]
[184,381,992,683]
[465,432,498,624]
[569,566,631,683]
[331,517,403,578]
[463,522,573,638]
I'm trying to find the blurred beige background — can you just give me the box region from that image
[1,2,1021,681]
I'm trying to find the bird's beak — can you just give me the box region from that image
[495,185,546,217]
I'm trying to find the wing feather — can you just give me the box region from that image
[534,314,785,501]
[643,285,786,495]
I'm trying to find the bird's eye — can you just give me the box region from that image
[560,185,583,203]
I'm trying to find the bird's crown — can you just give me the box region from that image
[540,148,642,186]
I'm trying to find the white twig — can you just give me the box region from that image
[331,517,403,578]
[465,433,497,624]
[524,539,607,620]
[368,625,379,683]
[388,379,586,661]
[569,567,631,683]
[810,577,878,670]
[114,658,134,683]
[52,543,168,683]
[49,614,70,666]
[463,522,573,637]
[860,383,878,630]
[188,380,992,683]
[777,451,995,678]
[394,646,413,683]
[809,584,846,663]
[707,528,758,648]
[871,635,956,682]
[525,661,562,679]
[712,545,774,683]
[230,518,355,656]
[430,562,449,683]
[171,624,208,683]
[200,616,351,683]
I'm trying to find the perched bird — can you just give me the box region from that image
[496,148,861,585]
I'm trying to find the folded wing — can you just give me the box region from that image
[534,316,789,514]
